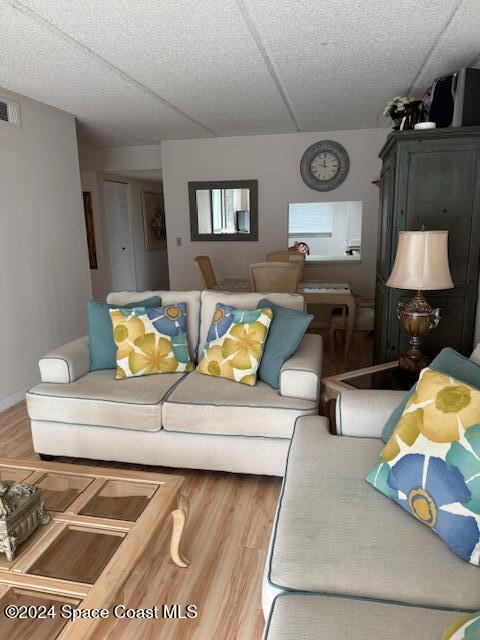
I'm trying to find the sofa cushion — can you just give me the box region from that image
[268,416,480,611]
[26,370,185,431]
[88,296,161,371]
[197,304,273,386]
[265,594,461,640]
[442,613,480,640]
[106,290,201,360]
[382,347,480,442]
[199,290,304,356]
[110,304,194,379]
[257,298,313,389]
[368,368,480,565]
[162,371,317,438]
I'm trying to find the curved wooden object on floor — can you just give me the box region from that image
[170,493,190,568]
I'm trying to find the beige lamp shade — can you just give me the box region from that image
[386,230,454,291]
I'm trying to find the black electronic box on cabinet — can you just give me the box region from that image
[430,67,480,128]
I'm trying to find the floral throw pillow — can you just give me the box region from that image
[197,303,273,386]
[442,613,480,640]
[109,304,193,379]
[367,368,480,564]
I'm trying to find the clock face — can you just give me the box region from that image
[300,141,350,191]
[310,151,339,181]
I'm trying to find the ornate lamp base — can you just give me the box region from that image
[397,291,440,374]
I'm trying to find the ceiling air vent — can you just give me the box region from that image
[0,101,8,122]
[0,97,21,126]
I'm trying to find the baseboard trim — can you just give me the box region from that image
[0,389,29,413]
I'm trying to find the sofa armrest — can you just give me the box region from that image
[335,389,407,438]
[38,336,90,383]
[279,333,322,402]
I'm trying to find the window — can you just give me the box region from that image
[196,188,251,235]
[288,202,333,237]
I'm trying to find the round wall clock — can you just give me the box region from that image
[300,140,350,191]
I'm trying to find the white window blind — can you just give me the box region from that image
[288,202,333,236]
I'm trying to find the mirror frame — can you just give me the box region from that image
[188,180,258,241]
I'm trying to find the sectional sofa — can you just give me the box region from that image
[262,341,480,639]
[26,289,322,476]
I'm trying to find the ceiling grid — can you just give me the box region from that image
[0,0,479,146]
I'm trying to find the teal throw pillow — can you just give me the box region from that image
[88,296,161,371]
[256,298,313,389]
[382,348,480,442]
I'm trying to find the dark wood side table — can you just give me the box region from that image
[321,361,419,415]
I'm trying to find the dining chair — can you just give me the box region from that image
[328,300,375,358]
[249,262,300,293]
[266,250,306,281]
[194,256,217,289]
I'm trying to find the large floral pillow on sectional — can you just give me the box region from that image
[109,303,193,379]
[367,368,480,564]
[442,612,480,640]
[197,303,273,386]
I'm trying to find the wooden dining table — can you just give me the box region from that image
[214,279,356,366]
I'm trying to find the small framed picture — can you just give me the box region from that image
[142,192,166,251]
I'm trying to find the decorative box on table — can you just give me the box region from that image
[0,482,50,561]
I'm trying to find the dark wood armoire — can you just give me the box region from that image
[374,126,480,364]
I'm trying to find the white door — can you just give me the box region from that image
[103,180,136,291]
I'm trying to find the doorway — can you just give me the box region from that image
[103,179,136,291]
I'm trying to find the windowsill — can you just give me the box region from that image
[306,254,361,263]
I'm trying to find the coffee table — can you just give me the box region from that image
[0,458,189,639]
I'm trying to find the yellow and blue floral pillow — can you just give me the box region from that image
[442,612,480,639]
[109,303,193,379]
[367,368,480,564]
[197,303,273,386]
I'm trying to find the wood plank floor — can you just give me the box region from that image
[0,331,372,640]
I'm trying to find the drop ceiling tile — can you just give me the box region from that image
[243,0,464,129]
[411,0,480,93]
[275,60,399,131]
[243,0,459,64]
[16,0,297,135]
[0,1,212,143]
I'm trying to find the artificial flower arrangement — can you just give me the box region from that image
[383,96,423,130]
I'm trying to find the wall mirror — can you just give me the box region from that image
[189,180,258,241]
[288,200,362,262]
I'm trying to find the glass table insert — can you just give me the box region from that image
[36,473,93,512]
[79,479,158,522]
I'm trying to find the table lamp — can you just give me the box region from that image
[386,229,454,373]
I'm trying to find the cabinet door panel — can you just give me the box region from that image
[405,149,477,283]
[373,279,389,362]
[377,157,396,280]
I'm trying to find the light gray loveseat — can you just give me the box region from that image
[262,343,480,638]
[26,289,322,476]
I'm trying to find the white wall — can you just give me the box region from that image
[78,142,168,299]
[162,129,388,293]
[0,88,91,409]
[102,145,162,173]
